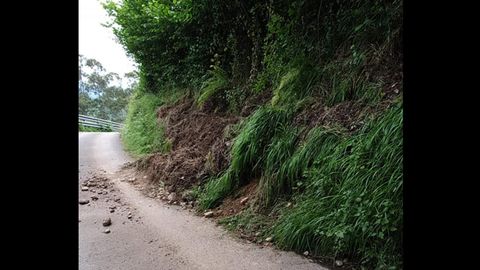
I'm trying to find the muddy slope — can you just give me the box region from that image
[136,98,240,193]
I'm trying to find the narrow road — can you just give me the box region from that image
[79,132,328,270]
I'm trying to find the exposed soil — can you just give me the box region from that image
[293,100,366,132]
[212,180,259,219]
[134,97,240,193]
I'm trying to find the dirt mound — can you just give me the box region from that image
[137,98,240,193]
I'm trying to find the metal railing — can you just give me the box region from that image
[79,114,123,131]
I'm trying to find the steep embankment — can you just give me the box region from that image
[105,0,403,268]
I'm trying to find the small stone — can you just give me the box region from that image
[143,176,148,179]
[204,211,214,218]
[109,206,116,209]
[265,237,273,242]
[335,260,344,267]
[97,191,103,195]
[104,228,110,234]
[255,232,261,237]
[286,202,292,207]
[79,199,89,205]
[240,197,249,205]
[81,186,89,191]
[102,218,112,227]
[114,198,121,202]
[303,251,309,256]
[91,196,98,201]
[394,88,400,94]
[167,193,177,203]
[110,209,115,213]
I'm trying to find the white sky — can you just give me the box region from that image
[79,0,137,76]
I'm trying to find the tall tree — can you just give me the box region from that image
[78,54,137,122]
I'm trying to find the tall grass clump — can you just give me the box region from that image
[198,106,293,209]
[257,125,299,207]
[271,61,320,106]
[272,102,403,269]
[121,90,169,156]
[257,126,343,207]
[196,66,229,106]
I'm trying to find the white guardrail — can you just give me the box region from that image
[79,114,123,131]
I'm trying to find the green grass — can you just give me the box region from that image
[201,101,402,268]
[198,106,293,209]
[258,127,345,208]
[271,102,403,269]
[257,125,299,207]
[219,208,271,236]
[121,91,169,156]
[196,66,229,106]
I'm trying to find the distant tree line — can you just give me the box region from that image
[78,54,137,122]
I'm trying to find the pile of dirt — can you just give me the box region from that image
[136,98,240,193]
[293,100,366,132]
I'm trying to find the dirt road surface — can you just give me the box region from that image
[79,132,328,270]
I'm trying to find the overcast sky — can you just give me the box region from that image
[79,0,137,76]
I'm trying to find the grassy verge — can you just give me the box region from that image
[198,101,402,269]
[121,85,187,156]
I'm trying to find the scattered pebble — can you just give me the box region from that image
[79,199,89,205]
[104,228,111,234]
[303,251,309,256]
[204,211,214,218]
[265,237,273,242]
[240,197,249,205]
[102,218,112,227]
[91,196,98,201]
[81,186,89,191]
[335,260,344,267]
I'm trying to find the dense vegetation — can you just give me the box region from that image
[104,0,402,268]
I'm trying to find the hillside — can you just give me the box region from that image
[104,0,403,268]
